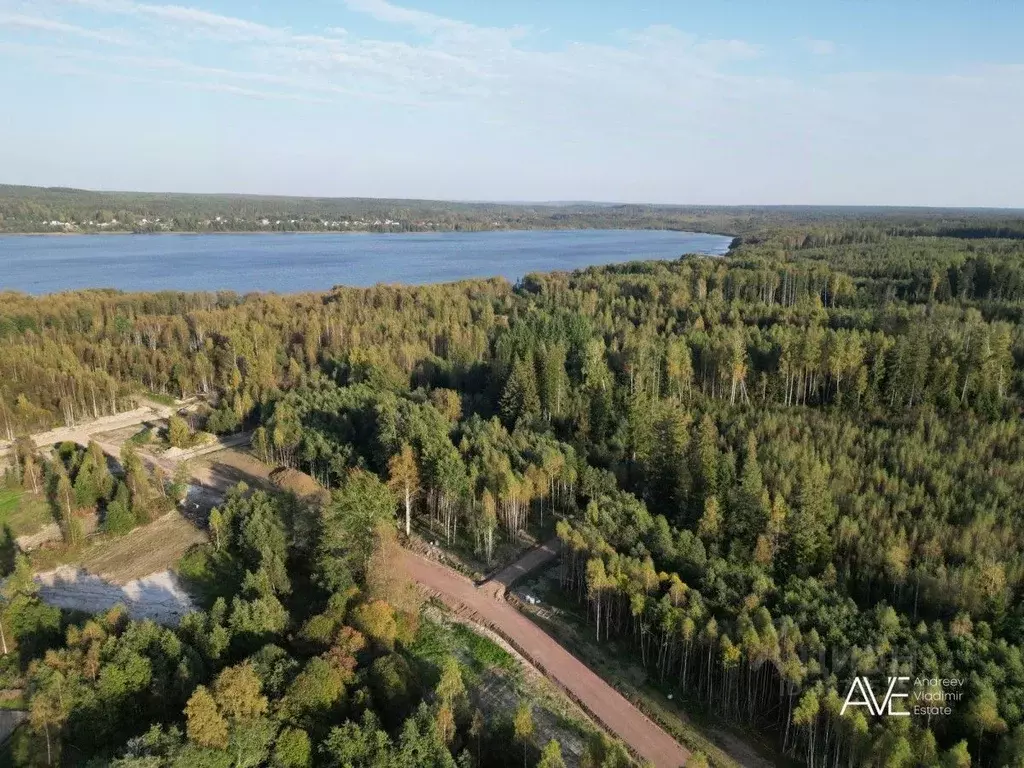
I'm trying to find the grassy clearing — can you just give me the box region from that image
[449,623,520,676]
[408,614,452,666]
[411,614,520,685]
[127,426,155,446]
[27,544,83,573]
[142,391,178,406]
[0,694,27,711]
[0,488,54,538]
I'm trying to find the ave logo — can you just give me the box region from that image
[841,676,911,717]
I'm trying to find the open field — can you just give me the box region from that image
[93,422,162,450]
[22,448,258,623]
[190,447,273,491]
[0,488,54,538]
[29,509,206,584]
[29,510,205,624]
[75,509,206,583]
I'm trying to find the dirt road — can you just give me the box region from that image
[402,550,690,768]
[481,537,561,598]
[0,397,244,474]
[0,401,173,460]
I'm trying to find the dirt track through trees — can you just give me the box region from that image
[401,549,690,768]
[481,538,561,597]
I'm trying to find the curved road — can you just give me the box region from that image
[402,549,690,768]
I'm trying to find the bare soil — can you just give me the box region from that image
[481,538,561,597]
[0,400,174,459]
[190,447,272,492]
[75,510,207,584]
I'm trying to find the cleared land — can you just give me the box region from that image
[22,447,259,623]
[35,566,195,624]
[190,447,273,491]
[0,400,173,460]
[416,610,595,766]
[0,488,53,538]
[28,510,204,624]
[482,537,561,597]
[74,510,206,583]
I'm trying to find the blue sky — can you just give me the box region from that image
[1,0,1022,206]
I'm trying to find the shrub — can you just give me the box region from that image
[104,499,137,535]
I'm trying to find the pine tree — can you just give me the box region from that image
[167,414,192,448]
[690,414,719,517]
[500,357,541,428]
[729,433,768,549]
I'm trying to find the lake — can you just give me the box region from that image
[0,229,732,295]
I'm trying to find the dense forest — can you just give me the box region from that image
[2,211,1024,766]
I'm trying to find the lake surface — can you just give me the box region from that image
[0,229,732,295]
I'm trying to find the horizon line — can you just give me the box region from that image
[1,182,1023,213]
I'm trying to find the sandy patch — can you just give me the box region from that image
[15,523,62,552]
[35,566,195,625]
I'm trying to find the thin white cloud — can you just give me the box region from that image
[628,25,763,62]
[35,59,332,102]
[342,0,465,34]
[0,12,132,45]
[2,0,1020,204]
[131,3,282,40]
[61,0,288,41]
[0,38,429,105]
[152,78,332,103]
[342,0,526,43]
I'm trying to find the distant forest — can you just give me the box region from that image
[2,183,1024,239]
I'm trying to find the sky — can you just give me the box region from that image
[0,0,1022,207]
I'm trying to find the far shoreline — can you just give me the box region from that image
[0,226,738,241]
